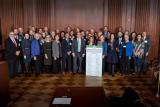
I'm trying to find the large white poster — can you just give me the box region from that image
[86,45,102,77]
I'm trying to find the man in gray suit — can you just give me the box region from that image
[72,32,86,74]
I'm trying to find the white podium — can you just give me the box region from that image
[86,45,102,77]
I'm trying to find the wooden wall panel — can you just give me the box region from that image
[135,0,150,32]
[54,0,103,30]
[1,0,24,39]
[148,0,159,59]
[122,0,136,32]
[50,0,55,30]
[35,0,51,28]
[103,0,109,26]
[108,0,122,32]
[0,0,159,59]
[23,0,36,31]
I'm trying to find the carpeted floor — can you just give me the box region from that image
[7,71,160,107]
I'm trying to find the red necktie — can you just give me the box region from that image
[12,39,17,47]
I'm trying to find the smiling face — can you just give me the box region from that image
[25,34,29,39]
[142,32,147,37]
[100,35,105,42]
[65,33,70,39]
[76,32,81,39]
[137,34,142,41]
[35,33,40,40]
[55,35,60,41]
[45,36,51,42]
[111,34,115,40]
[124,34,129,41]
[132,33,136,39]
[89,36,94,43]
[9,32,15,38]
[118,32,123,37]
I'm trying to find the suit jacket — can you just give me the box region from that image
[61,38,72,56]
[31,39,41,57]
[119,41,134,57]
[52,41,62,58]
[5,37,20,61]
[72,38,86,56]
[143,36,151,54]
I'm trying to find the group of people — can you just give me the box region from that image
[5,26,151,79]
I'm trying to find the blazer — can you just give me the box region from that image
[119,41,134,57]
[61,38,72,56]
[5,37,20,61]
[31,39,41,57]
[143,36,151,54]
[72,38,86,56]
[52,41,62,58]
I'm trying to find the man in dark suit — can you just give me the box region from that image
[18,27,25,73]
[5,31,20,79]
[72,32,86,74]
[142,31,151,73]
[61,33,72,73]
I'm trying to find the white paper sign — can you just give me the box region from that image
[86,45,102,77]
[52,98,71,105]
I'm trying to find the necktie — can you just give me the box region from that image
[12,39,17,47]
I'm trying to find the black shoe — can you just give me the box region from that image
[35,73,40,77]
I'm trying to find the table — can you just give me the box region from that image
[49,87,108,107]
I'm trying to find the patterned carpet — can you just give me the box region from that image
[7,70,160,107]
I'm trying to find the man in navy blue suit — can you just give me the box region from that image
[61,33,72,73]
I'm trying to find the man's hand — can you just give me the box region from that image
[72,53,75,57]
[67,51,71,55]
[34,56,36,60]
[45,54,48,59]
[15,51,20,56]
[82,54,85,57]
[54,57,57,60]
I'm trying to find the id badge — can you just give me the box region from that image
[144,40,148,43]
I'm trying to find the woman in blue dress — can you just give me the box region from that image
[106,33,118,76]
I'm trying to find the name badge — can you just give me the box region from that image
[24,55,26,59]
[123,45,126,48]
[144,40,148,43]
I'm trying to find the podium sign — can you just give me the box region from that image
[86,45,102,77]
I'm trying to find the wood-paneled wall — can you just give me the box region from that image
[0,0,160,59]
